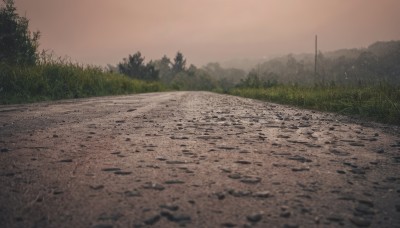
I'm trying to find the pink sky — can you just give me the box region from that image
[14,0,400,66]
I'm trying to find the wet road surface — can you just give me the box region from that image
[0,91,399,227]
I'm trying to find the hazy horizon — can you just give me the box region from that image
[14,0,400,67]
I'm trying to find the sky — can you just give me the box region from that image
[14,0,400,67]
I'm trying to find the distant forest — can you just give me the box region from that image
[110,40,400,91]
[239,40,400,87]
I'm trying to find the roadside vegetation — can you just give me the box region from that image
[1,0,399,124]
[230,85,400,125]
[0,58,165,104]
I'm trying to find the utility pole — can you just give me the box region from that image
[314,35,318,77]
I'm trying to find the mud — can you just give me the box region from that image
[0,91,399,227]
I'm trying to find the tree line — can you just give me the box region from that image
[113,51,247,91]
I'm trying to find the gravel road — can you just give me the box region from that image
[0,91,399,228]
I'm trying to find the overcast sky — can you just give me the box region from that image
[14,0,400,66]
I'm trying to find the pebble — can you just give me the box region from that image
[4,172,15,177]
[160,203,179,211]
[164,180,185,184]
[350,168,366,175]
[283,223,299,228]
[326,214,344,222]
[393,157,400,163]
[98,212,123,221]
[349,142,365,147]
[246,213,263,223]
[0,148,10,153]
[240,176,261,184]
[291,167,310,172]
[337,193,356,201]
[170,136,189,140]
[101,168,121,172]
[228,189,252,197]
[114,171,132,175]
[197,136,223,140]
[349,216,371,227]
[252,191,270,198]
[330,148,350,156]
[143,183,165,191]
[280,211,291,218]
[228,173,241,179]
[92,224,113,228]
[235,160,252,165]
[221,222,236,227]
[124,190,141,197]
[215,192,225,200]
[166,160,186,164]
[53,190,63,195]
[355,203,375,215]
[144,215,161,225]
[220,168,232,173]
[90,185,104,190]
[358,200,374,208]
[287,155,312,163]
[217,146,236,150]
[160,211,191,223]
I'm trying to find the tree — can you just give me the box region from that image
[118,52,159,81]
[144,60,159,81]
[0,0,40,65]
[118,51,145,77]
[172,51,186,73]
[153,55,172,83]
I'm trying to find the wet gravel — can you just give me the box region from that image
[0,91,399,227]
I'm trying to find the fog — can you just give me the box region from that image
[15,0,400,67]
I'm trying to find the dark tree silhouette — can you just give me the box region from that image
[0,0,40,65]
[118,51,145,77]
[172,52,186,74]
[118,52,159,81]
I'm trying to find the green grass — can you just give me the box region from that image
[0,62,165,104]
[229,84,400,125]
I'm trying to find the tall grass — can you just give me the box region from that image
[0,61,165,104]
[230,84,400,125]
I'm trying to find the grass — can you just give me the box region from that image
[0,61,165,104]
[229,84,400,125]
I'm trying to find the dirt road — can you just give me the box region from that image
[0,91,399,228]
